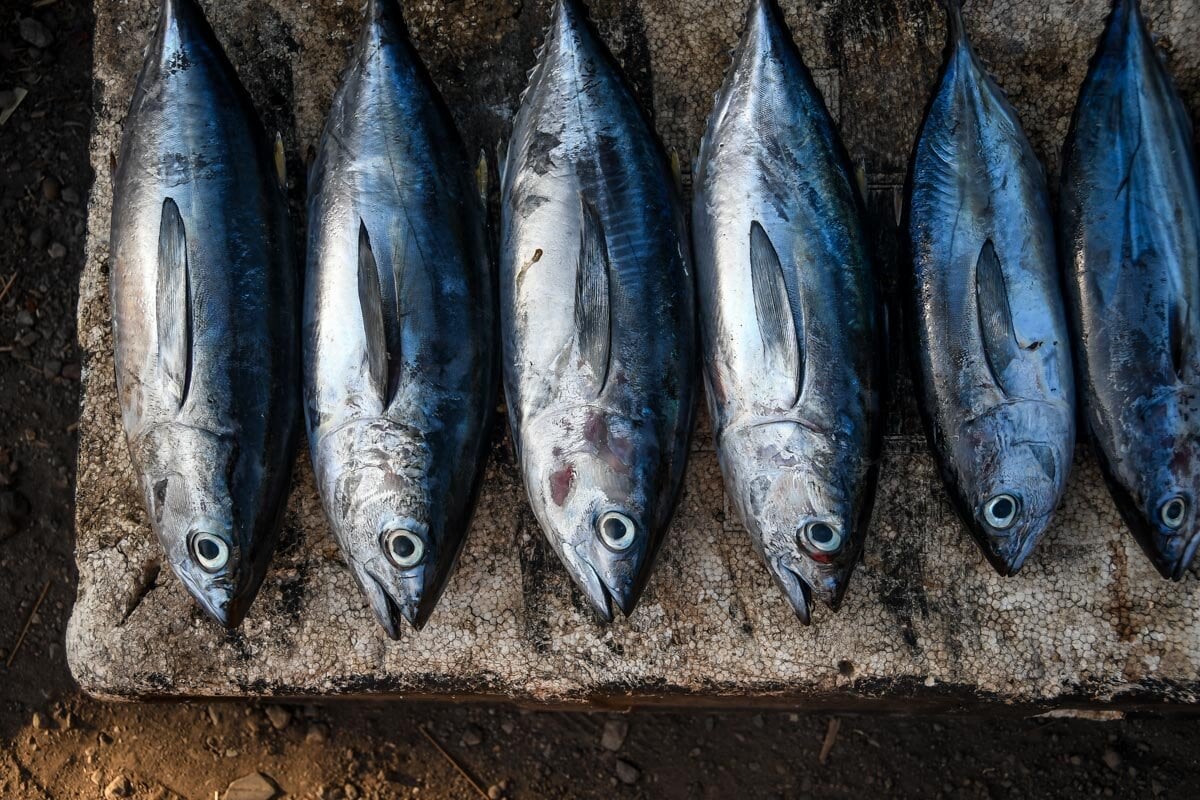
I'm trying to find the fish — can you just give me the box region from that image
[906,0,1075,576]
[304,0,496,636]
[693,0,883,623]
[108,0,299,627]
[1060,0,1200,580]
[500,0,696,622]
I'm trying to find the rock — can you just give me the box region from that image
[48,241,66,259]
[487,785,503,799]
[19,18,53,49]
[343,783,360,800]
[104,775,132,799]
[600,718,628,752]
[31,711,48,730]
[264,705,291,731]
[223,772,278,800]
[615,759,640,785]
[41,176,60,201]
[460,725,484,747]
[1102,749,1122,771]
[500,720,514,735]
[305,723,329,744]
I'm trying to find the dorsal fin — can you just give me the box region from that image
[574,197,612,394]
[749,221,802,407]
[357,221,402,406]
[156,197,192,411]
[942,0,967,45]
[975,239,1019,395]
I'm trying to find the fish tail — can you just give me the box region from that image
[940,0,966,43]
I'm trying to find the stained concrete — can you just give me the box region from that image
[68,0,1200,704]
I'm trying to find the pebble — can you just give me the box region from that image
[31,711,47,730]
[15,309,34,327]
[500,720,514,735]
[28,226,48,249]
[460,725,484,747]
[600,718,628,752]
[306,723,329,744]
[487,785,503,799]
[343,783,360,799]
[48,241,66,259]
[19,18,53,49]
[264,705,291,731]
[223,772,278,800]
[103,775,132,799]
[41,176,60,201]
[1102,749,1122,771]
[615,759,641,785]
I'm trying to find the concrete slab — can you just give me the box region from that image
[68,0,1200,706]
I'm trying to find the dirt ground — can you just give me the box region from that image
[1,1,1199,798]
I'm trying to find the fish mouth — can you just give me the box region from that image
[1168,534,1200,581]
[182,576,250,629]
[571,558,642,624]
[768,562,813,625]
[359,570,430,639]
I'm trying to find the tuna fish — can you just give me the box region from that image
[304,0,496,636]
[109,0,299,627]
[693,0,883,622]
[500,0,696,622]
[906,0,1075,575]
[1060,0,1200,579]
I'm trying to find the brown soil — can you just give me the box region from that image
[1,1,1198,798]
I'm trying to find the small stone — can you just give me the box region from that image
[615,759,640,785]
[41,176,60,201]
[1102,749,1121,771]
[97,731,113,745]
[19,18,53,49]
[264,705,291,731]
[48,242,66,259]
[500,720,514,735]
[31,711,48,730]
[343,783,360,800]
[1069,755,1082,766]
[600,718,628,752]
[223,772,278,800]
[104,776,132,799]
[306,723,329,744]
[28,226,48,249]
[460,725,484,747]
[15,309,34,327]
[487,785,502,799]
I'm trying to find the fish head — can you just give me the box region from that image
[954,401,1072,576]
[136,423,254,628]
[1114,392,1200,580]
[319,421,441,637]
[728,420,866,624]
[524,406,658,622]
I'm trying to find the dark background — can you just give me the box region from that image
[1,1,1198,798]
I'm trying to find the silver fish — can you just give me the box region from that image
[109,0,299,627]
[693,0,883,623]
[500,0,696,622]
[304,0,496,636]
[906,0,1075,575]
[1060,0,1200,579]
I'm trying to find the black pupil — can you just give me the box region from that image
[809,523,835,545]
[392,534,416,558]
[603,518,626,541]
[197,538,220,561]
[1167,501,1184,522]
[992,498,1014,520]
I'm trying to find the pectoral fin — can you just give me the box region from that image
[156,197,192,411]
[574,197,612,394]
[975,239,1018,396]
[749,221,802,407]
[357,221,402,406]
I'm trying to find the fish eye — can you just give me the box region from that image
[1160,497,1188,530]
[597,511,637,551]
[382,527,425,569]
[799,521,843,554]
[190,531,230,573]
[983,494,1019,530]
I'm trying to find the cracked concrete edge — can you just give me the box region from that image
[67,0,1200,705]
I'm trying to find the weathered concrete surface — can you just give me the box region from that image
[68,0,1200,705]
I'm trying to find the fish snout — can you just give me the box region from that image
[191,582,253,629]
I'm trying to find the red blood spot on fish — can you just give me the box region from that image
[550,464,575,506]
[584,411,608,447]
